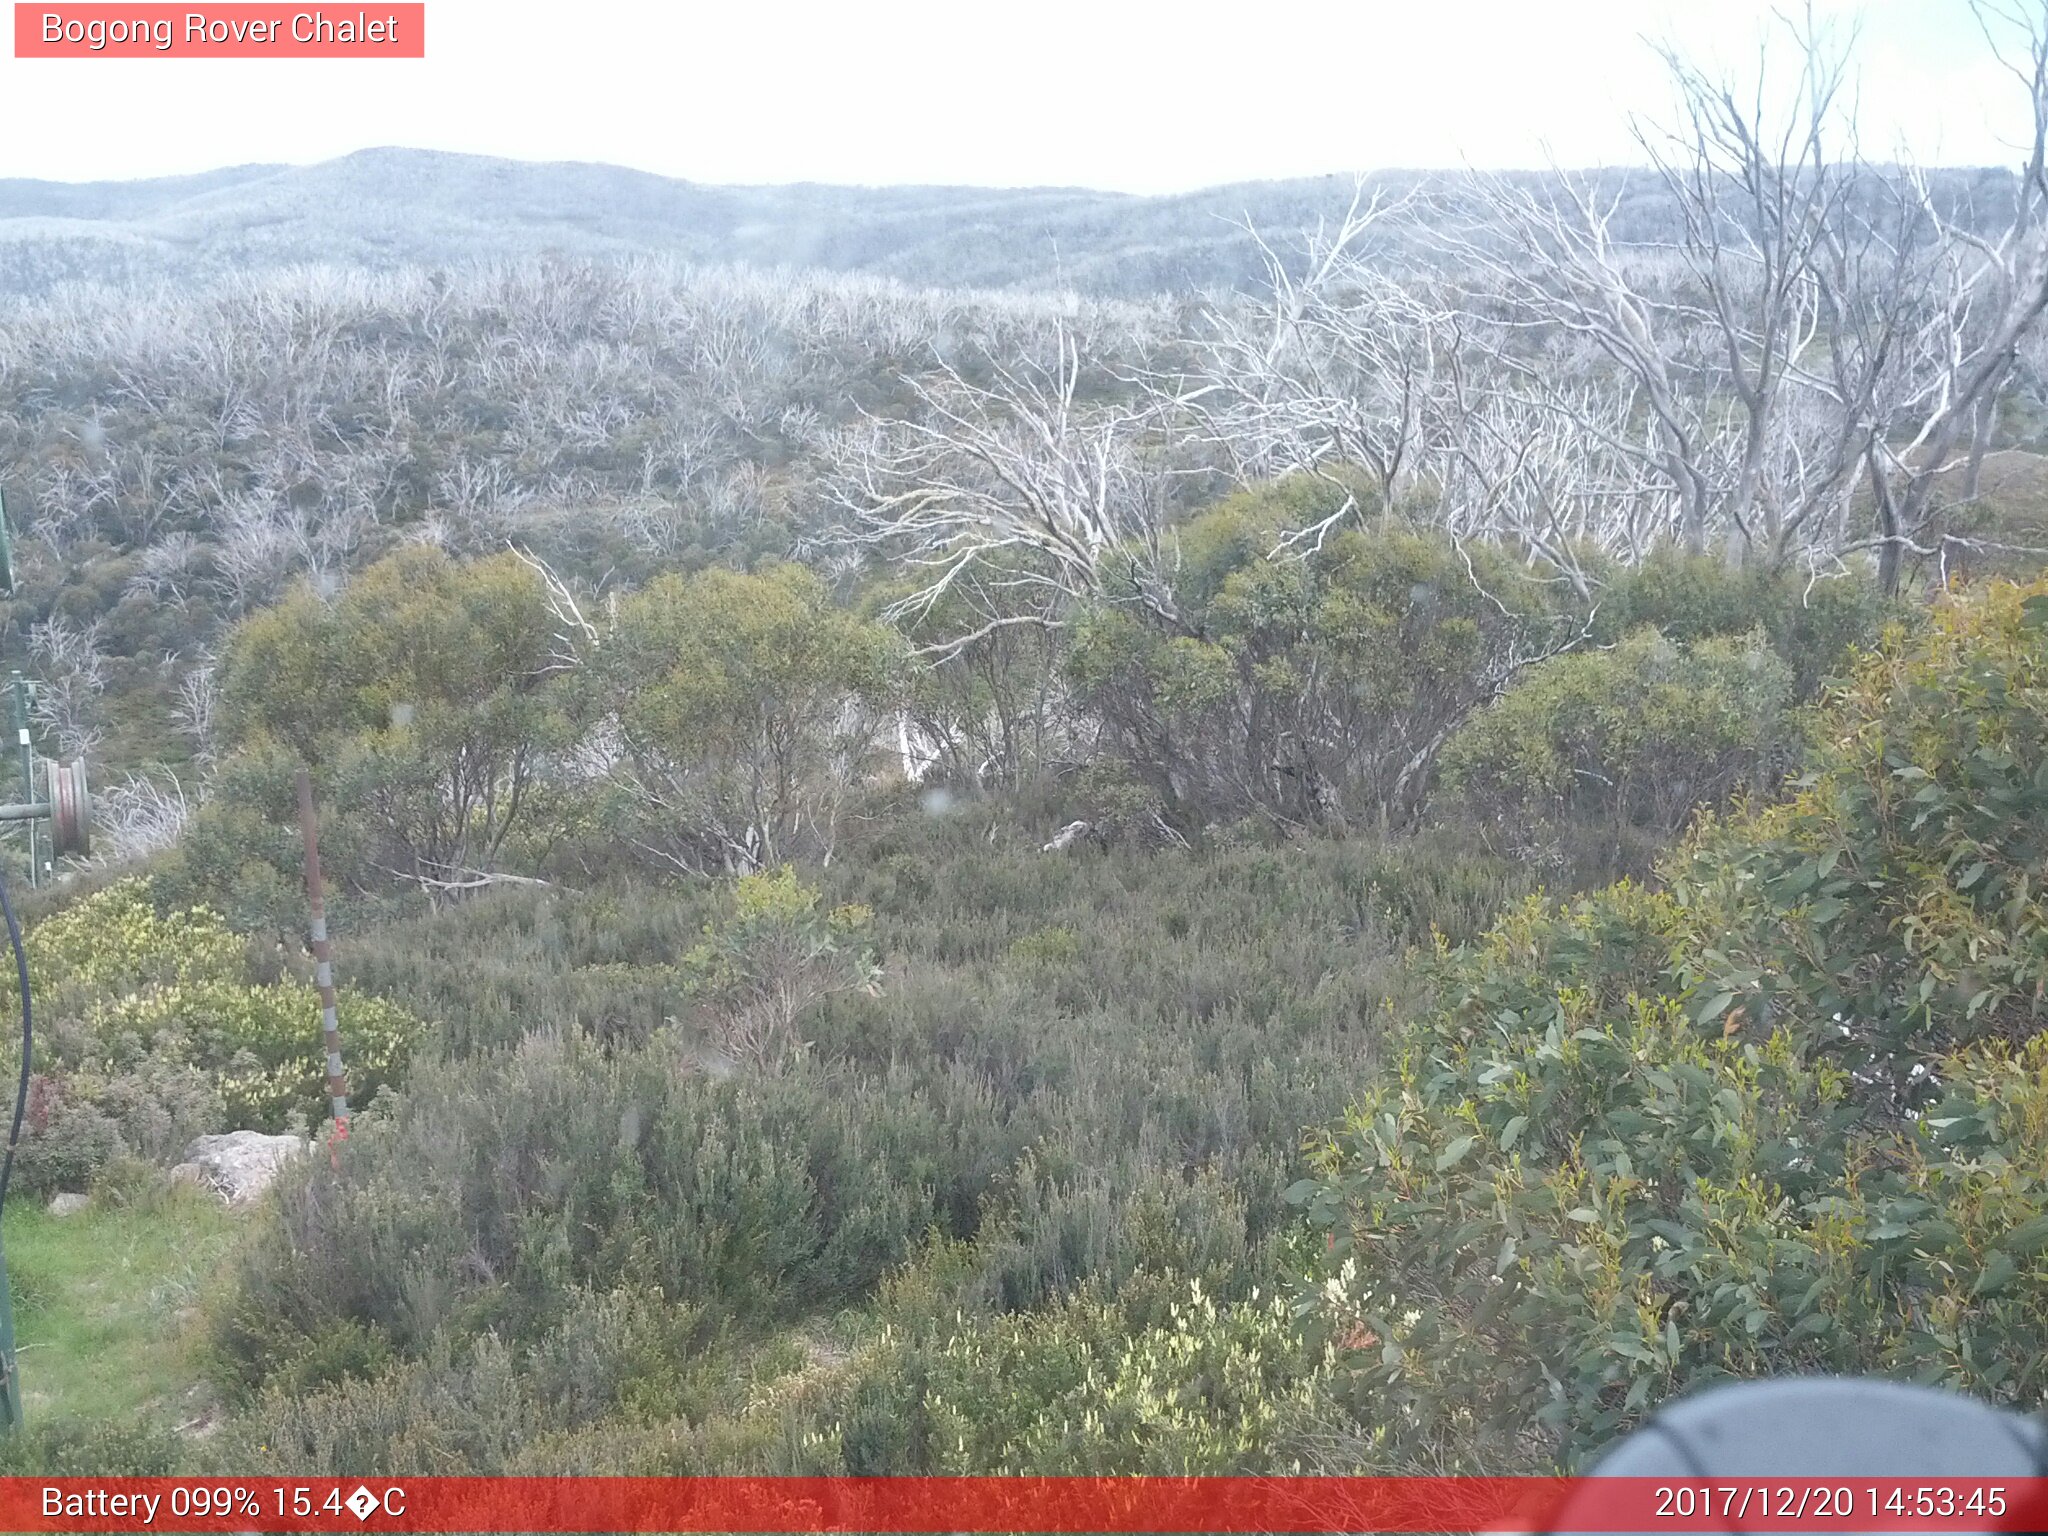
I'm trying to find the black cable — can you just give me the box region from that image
[0,870,29,1216]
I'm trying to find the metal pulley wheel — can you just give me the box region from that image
[42,757,89,858]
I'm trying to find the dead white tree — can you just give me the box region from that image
[1443,167,1727,556]
[208,493,309,612]
[1831,0,2048,589]
[1166,182,1444,538]
[1427,360,1660,595]
[126,530,208,608]
[827,326,1183,656]
[508,542,599,674]
[172,657,218,766]
[1440,3,2048,590]
[1630,19,1860,563]
[26,616,109,759]
[93,771,191,864]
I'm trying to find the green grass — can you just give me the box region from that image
[2,1188,242,1430]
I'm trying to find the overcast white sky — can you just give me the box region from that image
[0,0,2031,191]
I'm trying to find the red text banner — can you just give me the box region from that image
[8,1476,2048,1533]
[15,5,424,57]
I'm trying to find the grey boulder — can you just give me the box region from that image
[171,1130,310,1206]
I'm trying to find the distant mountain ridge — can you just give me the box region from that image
[0,147,2017,300]
[0,147,1376,297]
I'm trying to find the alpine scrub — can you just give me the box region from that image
[1291,577,2048,1470]
[0,880,425,1193]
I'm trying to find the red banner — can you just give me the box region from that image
[7,1476,2048,1533]
[14,4,424,58]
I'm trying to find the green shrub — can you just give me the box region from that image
[1068,486,1572,827]
[600,564,902,874]
[776,1279,1334,1475]
[149,747,327,937]
[206,546,576,906]
[0,880,426,1169]
[214,1030,960,1393]
[1290,577,2048,1471]
[1007,926,1084,966]
[337,879,716,1058]
[1599,551,1888,698]
[91,979,421,1131]
[209,1289,787,1477]
[1059,505,1881,837]
[1438,627,1795,843]
[1670,578,2048,1088]
[0,1419,186,1475]
[1070,760,1176,846]
[6,877,243,1006]
[681,867,880,1065]
[90,1063,225,1165]
[10,1090,124,1199]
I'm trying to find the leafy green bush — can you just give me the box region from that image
[89,1062,224,1164]
[1438,627,1795,843]
[10,876,244,1004]
[1057,497,1882,841]
[0,881,426,1190]
[206,1286,726,1476]
[91,977,422,1131]
[333,878,718,1058]
[150,747,324,936]
[785,1279,1335,1475]
[213,1030,962,1393]
[206,546,576,906]
[681,867,880,1065]
[1008,926,1085,966]
[1667,578,2048,1090]
[1068,483,1573,827]
[0,1419,186,1475]
[1290,577,2048,1471]
[600,564,902,874]
[10,1091,124,1200]
[1598,551,1888,699]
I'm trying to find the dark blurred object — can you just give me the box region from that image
[1547,1378,2048,1535]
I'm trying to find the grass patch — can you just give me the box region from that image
[3,1187,242,1430]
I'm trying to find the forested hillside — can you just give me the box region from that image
[5,6,2048,1481]
[0,153,1405,296]
[0,151,2023,299]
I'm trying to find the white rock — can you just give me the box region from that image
[174,1131,310,1207]
[1041,819,1099,854]
[46,1192,88,1217]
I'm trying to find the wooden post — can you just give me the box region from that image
[296,769,350,1134]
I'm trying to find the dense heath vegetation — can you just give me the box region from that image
[8,7,2048,1478]
[7,519,2048,1476]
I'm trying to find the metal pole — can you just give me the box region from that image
[9,676,32,890]
[0,501,26,1429]
[0,1241,20,1434]
[0,867,30,1436]
[295,769,350,1135]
